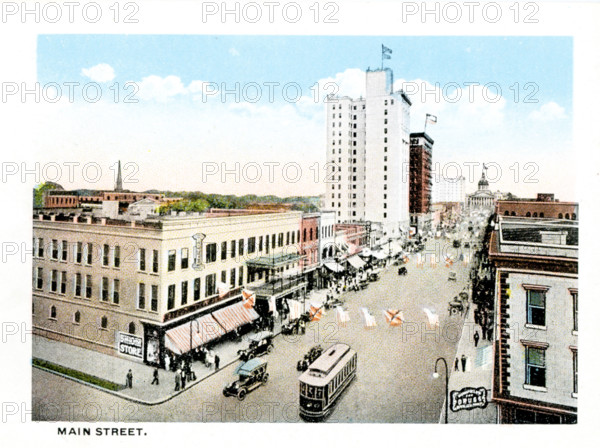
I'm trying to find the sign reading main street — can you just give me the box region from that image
[450,387,488,412]
[117,332,143,359]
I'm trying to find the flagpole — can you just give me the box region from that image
[381,44,384,70]
[424,114,429,133]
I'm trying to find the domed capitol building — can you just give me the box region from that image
[467,166,496,211]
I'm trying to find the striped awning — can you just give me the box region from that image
[164,314,225,355]
[211,301,260,333]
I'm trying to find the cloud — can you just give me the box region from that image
[313,68,366,100]
[136,75,189,102]
[229,47,240,57]
[529,101,566,122]
[81,63,115,83]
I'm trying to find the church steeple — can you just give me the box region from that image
[115,160,123,192]
[478,164,489,191]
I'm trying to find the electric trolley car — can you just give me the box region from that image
[298,343,357,421]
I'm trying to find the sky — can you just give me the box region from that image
[32,35,574,199]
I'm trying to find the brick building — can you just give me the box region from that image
[409,132,433,215]
[496,194,578,220]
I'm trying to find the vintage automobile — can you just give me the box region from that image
[448,300,464,315]
[281,313,310,335]
[237,331,274,362]
[368,271,380,282]
[223,358,268,401]
[453,239,461,248]
[297,345,324,371]
[324,296,344,310]
[398,266,408,276]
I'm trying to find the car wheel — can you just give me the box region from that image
[267,345,274,354]
[237,389,247,401]
[223,390,228,397]
[262,373,269,384]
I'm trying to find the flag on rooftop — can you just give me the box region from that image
[426,114,438,124]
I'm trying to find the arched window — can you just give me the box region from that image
[572,213,577,220]
[565,213,570,219]
[101,316,108,329]
[539,212,544,218]
[558,213,563,219]
[526,212,531,217]
[504,211,509,216]
[511,211,516,216]
[50,305,56,319]
[74,310,81,323]
[533,212,538,217]
[128,322,136,334]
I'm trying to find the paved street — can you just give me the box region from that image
[33,238,472,423]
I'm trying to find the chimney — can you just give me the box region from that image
[86,217,92,224]
[73,215,78,223]
[38,214,43,221]
[50,215,55,222]
[101,218,107,225]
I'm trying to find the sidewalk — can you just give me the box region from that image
[33,320,283,405]
[442,303,497,424]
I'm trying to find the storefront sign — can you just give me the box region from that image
[117,332,143,359]
[450,387,488,412]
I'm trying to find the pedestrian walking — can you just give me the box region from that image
[461,354,467,372]
[487,327,493,341]
[454,358,459,371]
[480,325,487,341]
[151,368,159,385]
[473,330,480,347]
[164,355,171,372]
[126,369,133,388]
[174,369,181,391]
[180,368,186,389]
[215,354,220,370]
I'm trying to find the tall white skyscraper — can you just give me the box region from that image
[325,68,411,235]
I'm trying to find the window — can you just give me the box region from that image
[221,241,227,260]
[258,236,263,252]
[113,245,120,268]
[303,228,307,242]
[558,213,563,219]
[51,239,58,260]
[138,283,146,309]
[230,240,236,258]
[74,273,82,297]
[75,242,83,263]
[86,243,93,265]
[152,249,159,273]
[101,316,108,329]
[525,346,546,388]
[205,273,216,297]
[291,232,295,245]
[230,268,236,287]
[221,270,227,284]
[50,305,57,319]
[238,267,243,286]
[239,239,244,256]
[128,322,136,335]
[181,281,188,305]
[265,234,269,254]
[103,244,109,266]
[85,275,92,299]
[571,289,578,332]
[36,267,43,290]
[61,240,68,261]
[181,248,189,269]
[139,248,146,271]
[272,234,276,248]
[60,271,67,294]
[194,278,201,301]
[151,285,158,311]
[168,250,176,271]
[526,288,546,326]
[37,238,44,258]
[573,350,578,394]
[113,279,120,304]
[248,237,256,253]
[74,310,81,324]
[101,277,109,301]
[167,284,176,310]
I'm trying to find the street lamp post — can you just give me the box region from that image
[433,357,449,424]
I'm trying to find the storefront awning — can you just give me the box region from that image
[164,314,225,355]
[211,301,260,333]
[347,255,366,270]
[372,251,387,260]
[246,253,303,269]
[324,261,345,273]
